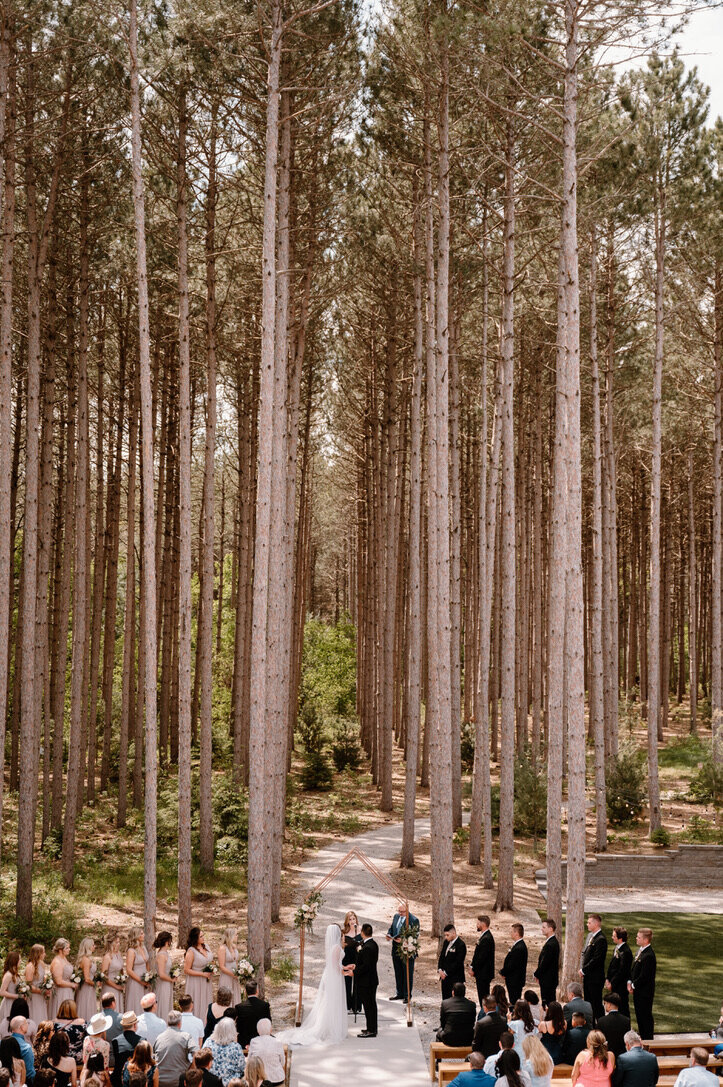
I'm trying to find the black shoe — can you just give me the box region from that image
[358,1031,377,1037]
[389,994,404,1000]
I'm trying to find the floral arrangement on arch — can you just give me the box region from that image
[294,889,323,933]
[394,924,421,962]
[234,958,255,981]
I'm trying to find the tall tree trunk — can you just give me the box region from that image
[177,83,193,943]
[129,0,158,943]
[118,373,138,829]
[589,232,606,851]
[712,259,722,762]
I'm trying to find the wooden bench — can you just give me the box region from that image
[655,1055,723,1076]
[645,1037,719,1057]
[430,1044,472,1080]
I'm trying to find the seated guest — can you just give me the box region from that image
[673,1050,720,1087]
[0,1035,25,1087]
[205,1019,244,1087]
[521,1035,553,1087]
[437,983,477,1047]
[563,986,593,1030]
[572,1032,614,1087]
[111,1014,142,1087]
[483,1032,515,1077]
[2,1000,37,1043]
[473,996,507,1056]
[177,1070,204,1087]
[537,1003,567,1066]
[612,1031,659,1087]
[596,996,630,1059]
[152,1013,197,1087]
[83,1015,114,1070]
[53,1003,85,1065]
[524,994,542,1026]
[203,993,234,1045]
[100,998,122,1049]
[121,1044,156,1087]
[232,986,270,1052]
[40,1030,77,1087]
[81,1052,110,1087]
[492,987,510,1021]
[240,1057,268,1087]
[448,1051,497,1087]
[509,1002,537,1057]
[563,1014,591,1065]
[246,1024,284,1087]
[177,1002,203,1052]
[185,1052,221,1087]
[136,999,165,1047]
[34,1023,54,1067]
[495,1048,532,1087]
[10,1017,35,1085]
[34,1071,55,1087]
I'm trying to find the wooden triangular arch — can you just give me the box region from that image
[294,847,414,1026]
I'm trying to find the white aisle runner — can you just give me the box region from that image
[284,821,434,1087]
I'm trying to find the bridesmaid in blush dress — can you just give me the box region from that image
[153,931,174,1022]
[217,929,241,1006]
[125,928,151,1015]
[100,933,125,1015]
[75,938,98,1022]
[50,940,78,1019]
[0,952,19,1021]
[25,945,50,1025]
[183,928,213,1020]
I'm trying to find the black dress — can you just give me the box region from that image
[342,932,362,1011]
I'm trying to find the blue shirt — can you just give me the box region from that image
[12,1033,35,1082]
[449,1071,497,1087]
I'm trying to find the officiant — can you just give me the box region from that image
[386,902,419,1003]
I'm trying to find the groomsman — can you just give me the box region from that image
[500,924,528,1005]
[579,914,607,1021]
[533,918,560,1006]
[606,927,633,1019]
[438,924,467,1001]
[628,929,656,1041]
[387,901,419,1003]
[469,915,495,1005]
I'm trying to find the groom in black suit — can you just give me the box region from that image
[356,924,379,1038]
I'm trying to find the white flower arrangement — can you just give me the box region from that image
[69,969,83,986]
[394,925,421,962]
[41,975,55,996]
[169,962,181,980]
[201,960,219,976]
[234,959,255,981]
[142,970,157,986]
[15,980,30,998]
[294,889,323,933]
[114,969,128,986]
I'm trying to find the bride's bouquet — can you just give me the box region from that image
[294,889,323,934]
[234,958,255,981]
[394,924,421,961]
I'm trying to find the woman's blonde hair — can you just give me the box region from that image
[127,927,143,948]
[28,945,45,969]
[104,932,121,954]
[244,1056,266,1087]
[220,928,237,951]
[587,1031,610,1065]
[77,938,95,964]
[522,1034,554,1077]
[342,911,358,935]
[52,939,70,955]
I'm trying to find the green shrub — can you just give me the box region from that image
[650,826,671,847]
[300,751,334,791]
[680,814,721,843]
[0,888,81,952]
[331,719,362,772]
[658,734,709,770]
[297,700,326,755]
[460,721,475,771]
[688,762,723,808]
[606,743,647,825]
[267,953,296,982]
[299,617,357,719]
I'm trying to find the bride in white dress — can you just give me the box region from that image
[278,923,347,1046]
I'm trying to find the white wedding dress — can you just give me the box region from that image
[278,923,347,1046]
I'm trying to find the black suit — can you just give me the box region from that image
[597,1010,631,1058]
[233,996,271,1048]
[500,940,528,1005]
[581,929,608,1021]
[472,1011,507,1057]
[613,1046,660,1087]
[471,930,495,1004]
[534,936,560,1005]
[438,938,467,1000]
[437,994,477,1046]
[562,1025,590,1065]
[356,938,379,1035]
[606,943,633,1018]
[630,946,656,1040]
[111,1030,142,1087]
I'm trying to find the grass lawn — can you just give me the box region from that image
[560,913,722,1033]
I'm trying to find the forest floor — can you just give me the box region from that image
[0,694,719,1033]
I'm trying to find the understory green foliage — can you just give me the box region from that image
[297,617,360,789]
[688,762,723,809]
[606,742,648,825]
[513,754,547,843]
[0,884,81,953]
[658,733,710,770]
